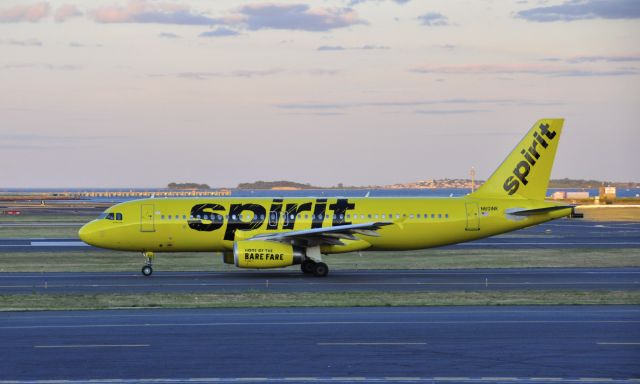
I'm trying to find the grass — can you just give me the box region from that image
[1,248,639,273]
[575,206,640,221]
[1,291,638,311]
[0,225,81,238]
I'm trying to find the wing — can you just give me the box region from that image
[249,222,393,247]
[506,205,573,217]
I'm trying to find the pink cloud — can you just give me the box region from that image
[0,2,50,23]
[409,63,639,77]
[55,4,82,22]
[90,0,215,25]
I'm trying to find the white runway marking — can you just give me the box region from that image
[34,344,149,348]
[318,342,427,346]
[457,242,640,246]
[597,342,640,346]
[0,377,638,383]
[2,320,639,330]
[30,241,87,247]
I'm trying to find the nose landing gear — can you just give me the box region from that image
[141,251,154,276]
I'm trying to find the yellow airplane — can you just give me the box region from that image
[79,118,572,277]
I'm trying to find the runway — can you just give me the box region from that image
[1,268,638,293]
[1,219,639,252]
[0,306,638,383]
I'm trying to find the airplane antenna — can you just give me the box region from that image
[365,191,370,198]
[470,166,476,193]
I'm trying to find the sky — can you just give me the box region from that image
[0,0,638,188]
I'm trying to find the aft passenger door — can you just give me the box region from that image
[465,202,480,231]
[140,204,155,232]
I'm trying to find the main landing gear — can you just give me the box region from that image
[141,251,154,276]
[301,259,329,277]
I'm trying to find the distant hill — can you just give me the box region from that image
[237,181,322,190]
[234,178,639,190]
[548,178,639,189]
[167,182,211,190]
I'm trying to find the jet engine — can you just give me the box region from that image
[223,240,304,269]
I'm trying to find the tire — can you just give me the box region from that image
[142,265,153,276]
[312,262,329,277]
[301,260,316,274]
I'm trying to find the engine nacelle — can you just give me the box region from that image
[223,240,304,269]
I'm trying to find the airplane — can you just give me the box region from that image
[79,118,573,277]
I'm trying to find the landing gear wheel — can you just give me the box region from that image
[301,260,316,274]
[142,265,153,276]
[312,262,329,277]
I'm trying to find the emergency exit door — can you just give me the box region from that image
[140,204,155,232]
[465,202,480,231]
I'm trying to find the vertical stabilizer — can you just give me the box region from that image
[470,119,564,200]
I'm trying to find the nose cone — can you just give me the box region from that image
[78,222,97,246]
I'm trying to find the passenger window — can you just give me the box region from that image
[183,215,186,220]
[438,214,442,218]
[368,214,372,219]
[410,214,414,219]
[374,214,378,219]
[396,214,400,219]
[339,214,344,220]
[161,215,165,220]
[115,213,123,221]
[381,214,385,219]
[431,214,435,218]
[445,214,449,219]
[417,214,421,218]
[168,215,172,220]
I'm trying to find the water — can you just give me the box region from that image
[2,187,639,203]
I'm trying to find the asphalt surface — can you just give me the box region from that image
[1,220,640,252]
[0,306,638,383]
[0,268,639,293]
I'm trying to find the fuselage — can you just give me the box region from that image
[78,196,571,254]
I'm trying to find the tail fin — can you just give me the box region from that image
[470,118,564,200]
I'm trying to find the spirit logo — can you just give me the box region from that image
[503,123,557,195]
[188,198,355,241]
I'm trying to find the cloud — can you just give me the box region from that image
[0,38,43,47]
[409,63,640,77]
[318,45,346,51]
[233,4,365,31]
[517,0,640,22]
[199,27,240,37]
[69,42,102,48]
[158,32,181,39]
[348,0,411,5]
[90,0,217,25]
[275,98,562,111]
[418,12,449,26]
[567,55,640,63]
[1,63,81,71]
[0,2,50,23]
[317,44,389,51]
[415,109,487,115]
[55,4,82,22]
[175,69,283,80]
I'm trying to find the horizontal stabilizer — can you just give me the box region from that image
[506,206,573,216]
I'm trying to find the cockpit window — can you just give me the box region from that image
[105,213,114,220]
[115,213,123,221]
